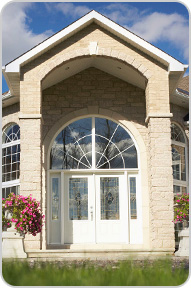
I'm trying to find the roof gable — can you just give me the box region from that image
[3,10,187,74]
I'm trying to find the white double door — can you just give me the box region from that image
[64,174,129,244]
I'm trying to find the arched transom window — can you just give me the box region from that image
[2,123,20,198]
[50,117,138,170]
[171,123,188,195]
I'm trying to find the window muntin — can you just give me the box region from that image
[50,117,138,170]
[2,124,20,197]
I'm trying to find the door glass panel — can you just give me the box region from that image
[100,177,119,220]
[52,178,59,220]
[69,178,88,220]
[129,177,137,219]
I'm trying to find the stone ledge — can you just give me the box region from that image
[19,113,42,119]
[145,113,173,123]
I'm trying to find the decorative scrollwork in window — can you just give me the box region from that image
[50,117,138,170]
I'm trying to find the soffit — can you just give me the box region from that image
[42,57,146,91]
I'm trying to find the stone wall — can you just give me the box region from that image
[2,103,20,129]
[42,67,146,141]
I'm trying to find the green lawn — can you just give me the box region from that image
[2,258,189,286]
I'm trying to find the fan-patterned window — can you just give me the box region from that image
[50,117,138,170]
[171,123,188,196]
[2,123,20,198]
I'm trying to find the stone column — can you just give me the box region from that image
[19,80,42,251]
[148,117,175,251]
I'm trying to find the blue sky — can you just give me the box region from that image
[1,1,189,93]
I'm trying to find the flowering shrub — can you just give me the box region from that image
[174,193,189,225]
[2,193,45,236]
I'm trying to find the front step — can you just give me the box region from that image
[27,249,174,260]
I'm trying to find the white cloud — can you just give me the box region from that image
[101,3,144,25]
[54,2,90,18]
[2,2,53,65]
[128,12,189,61]
[99,3,189,62]
[2,2,189,66]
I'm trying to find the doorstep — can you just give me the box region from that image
[26,247,174,259]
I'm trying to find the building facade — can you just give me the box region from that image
[2,11,189,257]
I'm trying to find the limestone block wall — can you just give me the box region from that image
[148,117,174,249]
[42,67,146,140]
[2,103,20,129]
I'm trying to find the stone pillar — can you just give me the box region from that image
[148,117,175,251]
[19,80,42,251]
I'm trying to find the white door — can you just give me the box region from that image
[64,175,95,244]
[95,175,128,243]
[64,174,128,244]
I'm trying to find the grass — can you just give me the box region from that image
[2,258,189,286]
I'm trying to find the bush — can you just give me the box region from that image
[174,193,189,225]
[2,193,45,236]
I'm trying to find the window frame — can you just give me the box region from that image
[49,116,139,171]
[171,122,188,195]
[2,123,20,198]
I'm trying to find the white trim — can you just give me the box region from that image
[2,179,20,188]
[4,10,187,73]
[2,139,20,149]
[92,117,96,169]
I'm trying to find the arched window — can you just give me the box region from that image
[50,117,138,170]
[171,123,188,196]
[2,123,20,198]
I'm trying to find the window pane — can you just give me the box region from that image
[95,118,118,139]
[2,185,20,199]
[52,178,59,220]
[50,118,92,169]
[2,144,20,182]
[130,177,137,219]
[3,124,20,143]
[171,124,185,143]
[173,185,187,196]
[95,118,138,169]
[69,178,88,220]
[100,177,119,220]
[172,145,186,181]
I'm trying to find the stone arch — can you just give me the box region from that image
[39,48,153,82]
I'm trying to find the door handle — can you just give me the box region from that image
[90,206,93,221]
